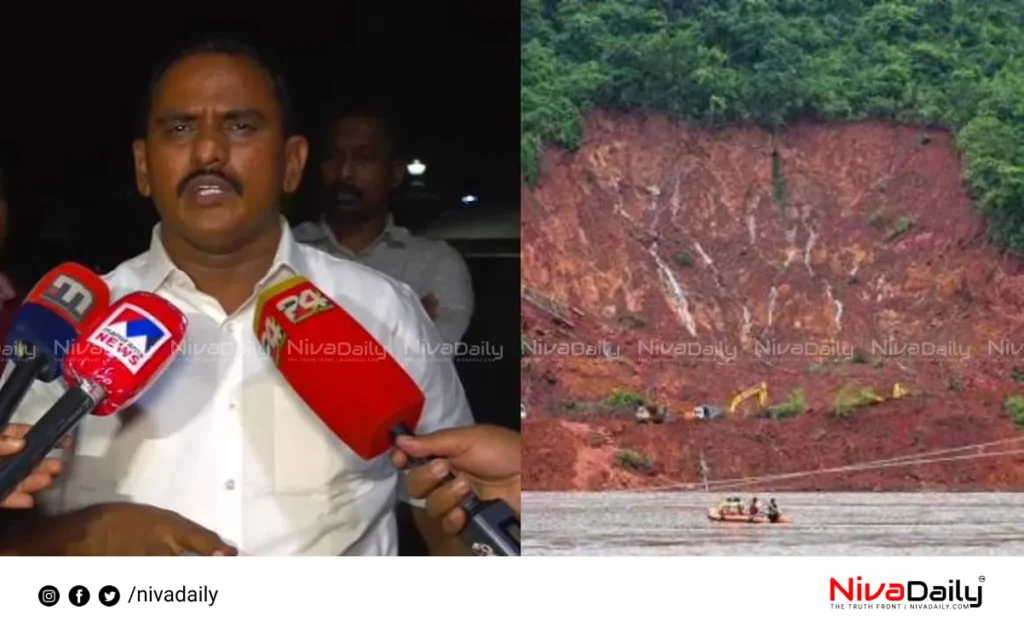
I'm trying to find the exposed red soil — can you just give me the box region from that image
[521,112,1024,492]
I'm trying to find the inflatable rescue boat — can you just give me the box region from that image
[706,507,789,523]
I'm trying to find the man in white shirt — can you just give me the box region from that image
[0,36,474,556]
[292,106,474,344]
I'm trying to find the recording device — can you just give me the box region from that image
[0,292,187,502]
[0,263,111,435]
[390,424,521,557]
[253,276,519,555]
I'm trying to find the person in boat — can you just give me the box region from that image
[749,496,761,516]
[767,498,780,523]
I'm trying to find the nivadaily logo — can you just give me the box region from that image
[830,576,983,610]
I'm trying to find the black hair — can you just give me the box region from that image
[137,33,294,138]
[319,100,406,161]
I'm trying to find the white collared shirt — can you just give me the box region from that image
[11,219,474,555]
[292,217,473,344]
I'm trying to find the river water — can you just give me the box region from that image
[523,492,1024,555]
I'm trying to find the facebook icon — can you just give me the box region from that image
[69,585,90,606]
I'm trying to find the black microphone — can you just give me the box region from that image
[391,424,520,557]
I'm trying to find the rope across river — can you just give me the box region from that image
[631,436,1024,493]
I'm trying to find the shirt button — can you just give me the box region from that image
[226,323,235,333]
[228,402,236,410]
[225,480,235,490]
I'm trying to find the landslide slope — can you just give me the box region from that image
[521,113,1024,492]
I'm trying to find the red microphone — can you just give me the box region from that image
[64,292,187,416]
[253,276,425,460]
[253,276,520,556]
[0,292,187,501]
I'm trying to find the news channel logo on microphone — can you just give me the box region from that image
[38,585,60,606]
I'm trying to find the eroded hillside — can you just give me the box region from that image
[521,112,1024,492]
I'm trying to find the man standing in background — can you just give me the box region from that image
[293,106,474,344]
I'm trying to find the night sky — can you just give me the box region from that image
[0,2,519,286]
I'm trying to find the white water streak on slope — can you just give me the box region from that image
[646,185,662,232]
[801,207,817,277]
[694,242,714,266]
[670,175,681,224]
[694,241,723,290]
[648,243,697,336]
[784,226,798,268]
[803,227,818,277]
[825,281,844,332]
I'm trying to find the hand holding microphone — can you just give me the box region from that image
[391,424,521,534]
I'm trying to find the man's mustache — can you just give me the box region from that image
[330,182,364,201]
[177,169,243,197]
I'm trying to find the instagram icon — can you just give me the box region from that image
[37,585,59,606]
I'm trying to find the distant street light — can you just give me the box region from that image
[407,159,426,177]
[461,194,477,205]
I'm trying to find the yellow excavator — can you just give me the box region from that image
[684,382,769,420]
[728,381,769,417]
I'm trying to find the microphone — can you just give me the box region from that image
[389,424,521,557]
[253,276,520,556]
[254,276,425,460]
[0,263,111,435]
[0,292,187,502]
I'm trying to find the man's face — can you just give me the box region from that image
[132,53,307,254]
[319,116,403,226]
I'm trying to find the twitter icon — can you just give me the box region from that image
[99,585,120,606]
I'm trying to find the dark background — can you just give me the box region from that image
[0,3,520,553]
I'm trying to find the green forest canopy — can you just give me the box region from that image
[521,0,1024,252]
